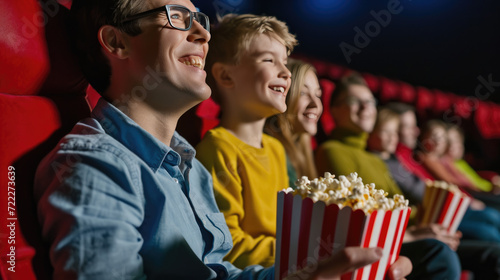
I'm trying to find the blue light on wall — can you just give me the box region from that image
[297,0,355,22]
[306,0,350,15]
[212,0,251,18]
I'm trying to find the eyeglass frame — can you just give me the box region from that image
[344,95,378,107]
[121,4,210,33]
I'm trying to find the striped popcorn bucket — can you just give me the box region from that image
[419,185,471,233]
[275,191,411,280]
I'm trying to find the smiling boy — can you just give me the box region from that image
[196,14,295,269]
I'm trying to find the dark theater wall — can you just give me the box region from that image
[191,0,500,171]
[193,0,500,104]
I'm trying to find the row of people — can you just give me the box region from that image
[274,68,500,278]
[197,15,464,278]
[32,1,496,279]
[34,1,410,279]
[367,103,500,242]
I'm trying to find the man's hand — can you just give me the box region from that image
[405,224,461,251]
[285,247,412,280]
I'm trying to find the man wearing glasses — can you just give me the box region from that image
[34,0,411,279]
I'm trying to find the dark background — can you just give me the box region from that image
[193,0,500,104]
[190,0,500,171]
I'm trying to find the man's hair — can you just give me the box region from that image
[374,107,401,132]
[329,72,368,108]
[384,102,416,116]
[206,14,298,103]
[70,0,147,94]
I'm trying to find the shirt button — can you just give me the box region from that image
[167,154,174,161]
[173,178,179,183]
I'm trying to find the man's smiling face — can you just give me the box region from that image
[125,0,212,105]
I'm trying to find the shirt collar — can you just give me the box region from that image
[91,99,195,172]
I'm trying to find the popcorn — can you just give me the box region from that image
[276,172,411,280]
[290,172,409,214]
[419,180,470,233]
[425,179,460,192]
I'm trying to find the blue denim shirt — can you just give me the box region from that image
[34,99,274,280]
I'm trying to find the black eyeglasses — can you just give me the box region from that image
[121,4,210,32]
[345,96,378,107]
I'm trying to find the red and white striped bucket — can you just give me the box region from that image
[419,185,470,233]
[276,191,411,280]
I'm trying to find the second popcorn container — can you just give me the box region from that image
[419,181,471,233]
[275,173,411,280]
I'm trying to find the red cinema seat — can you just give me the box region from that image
[0,1,90,279]
[177,97,220,147]
[398,82,416,104]
[86,85,101,110]
[454,96,476,119]
[197,98,221,138]
[432,90,453,114]
[362,73,380,93]
[491,104,500,138]
[326,63,346,81]
[310,60,329,78]
[475,102,493,139]
[379,78,399,103]
[415,87,434,115]
[319,79,336,136]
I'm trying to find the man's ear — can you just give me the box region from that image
[211,62,234,88]
[98,25,129,59]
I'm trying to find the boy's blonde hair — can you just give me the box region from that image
[206,14,298,103]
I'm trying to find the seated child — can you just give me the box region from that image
[385,102,435,181]
[367,107,426,204]
[196,14,296,268]
[197,14,412,279]
[416,120,477,189]
[264,58,322,188]
[368,108,500,278]
[447,124,500,194]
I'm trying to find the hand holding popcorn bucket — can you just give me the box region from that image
[275,173,411,280]
[418,181,471,233]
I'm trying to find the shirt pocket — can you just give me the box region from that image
[205,213,233,251]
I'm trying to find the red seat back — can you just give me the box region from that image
[0,1,90,279]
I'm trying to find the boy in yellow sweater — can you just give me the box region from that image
[196,14,296,269]
[196,14,413,279]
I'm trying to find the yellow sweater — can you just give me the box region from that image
[196,127,289,268]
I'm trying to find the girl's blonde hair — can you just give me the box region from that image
[265,58,318,179]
